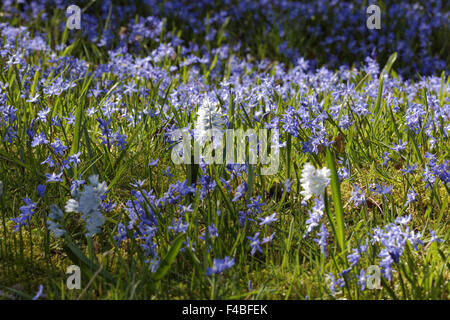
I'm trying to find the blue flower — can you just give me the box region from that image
[11,197,37,232]
[328,273,345,296]
[408,230,423,250]
[114,223,127,247]
[281,106,300,137]
[429,230,444,244]
[97,117,113,148]
[37,184,46,198]
[130,179,146,188]
[422,165,436,190]
[395,215,411,226]
[45,172,63,183]
[31,132,48,147]
[350,185,366,207]
[232,182,247,202]
[380,152,391,167]
[200,223,218,240]
[71,178,85,192]
[262,232,275,244]
[50,139,68,156]
[390,140,407,152]
[197,175,216,199]
[357,269,367,291]
[37,107,50,122]
[206,256,235,276]
[32,285,44,300]
[370,183,393,198]
[371,216,419,281]
[164,167,173,178]
[64,113,76,125]
[404,188,417,206]
[338,166,349,181]
[401,163,417,175]
[219,177,232,193]
[247,196,265,215]
[282,179,293,193]
[113,129,127,149]
[178,203,193,215]
[314,224,329,258]
[247,232,263,256]
[238,210,249,226]
[168,218,189,234]
[4,126,17,144]
[347,249,361,267]
[41,156,57,168]
[149,159,159,167]
[258,212,277,226]
[68,152,81,167]
[304,196,324,236]
[101,200,116,213]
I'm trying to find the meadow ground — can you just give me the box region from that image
[0,1,449,300]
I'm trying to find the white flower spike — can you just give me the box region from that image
[300,163,331,201]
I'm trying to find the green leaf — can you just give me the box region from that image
[61,39,79,57]
[63,235,116,284]
[152,233,186,281]
[325,148,345,253]
[70,101,84,157]
[373,52,397,126]
[246,164,255,201]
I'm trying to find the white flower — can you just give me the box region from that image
[194,97,225,148]
[300,163,331,201]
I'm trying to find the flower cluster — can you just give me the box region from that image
[206,256,235,276]
[65,175,108,237]
[11,197,37,232]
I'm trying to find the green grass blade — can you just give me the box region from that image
[152,233,186,281]
[325,148,345,253]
